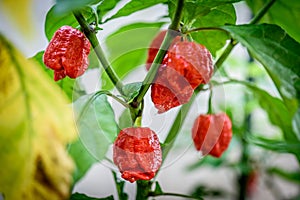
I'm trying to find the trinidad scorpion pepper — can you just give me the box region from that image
[113,127,162,183]
[146,30,214,113]
[43,26,91,81]
[192,113,232,157]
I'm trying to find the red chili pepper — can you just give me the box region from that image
[146,30,181,71]
[43,26,91,81]
[150,39,213,113]
[192,113,232,157]
[113,127,162,183]
[246,170,258,196]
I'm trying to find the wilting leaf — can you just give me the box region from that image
[0,35,76,199]
[29,51,86,101]
[0,0,33,36]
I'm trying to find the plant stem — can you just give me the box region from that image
[149,192,203,199]
[183,27,230,35]
[249,0,277,24]
[215,39,237,71]
[162,86,202,160]
[73,11,124,95]
[169,0,184,31]
[238,74,254,200]
[207,89,213,114]
[134,0,184,105]
[136,180,152,199]
[134,32,173,104]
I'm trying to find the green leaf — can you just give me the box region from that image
[183,0,239,24]
[70,193,114,200]
[102,22,165,90]
[29,51,86,101]
[246,134,300,154]
[68,140,97,183]
[45,5,79,41]
[191,4,236,56]
[153,182,163,195]
[70,92,119,182]
[292,108,300,140]
[168,0,241,21]
[122,82,142,102]
[225,79,298,142]
[223,24,300,111]
[106,0,167,21]
[267,167,300,184]
[190,185,224,199]
[187,156,225,171]
[54,0,102,14]
[75,92,119,144]
[168,0,238,55]
[101,50,146,90]
[246,0,300,43]
[119,109,133,129]
[97,0,120,23]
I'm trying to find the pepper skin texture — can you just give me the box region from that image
[192,113,232,157]
[146,30,180,71]
[113,127,162,183]
[43,26,91,81]
[150,40,213,113]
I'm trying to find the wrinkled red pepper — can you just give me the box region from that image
[147,31,213,113]
[43,26,91,81]
[192,113,232,157]
[113,127,162,183]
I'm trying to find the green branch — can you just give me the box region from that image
[214,39,237,71]
[183,26,230,36]
[73,11,124,95]
[149,192,203,200]
[250,0,277,24]
[134,0,185,105]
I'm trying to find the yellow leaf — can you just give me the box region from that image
[1,0,33,36]
[0,34,77,199]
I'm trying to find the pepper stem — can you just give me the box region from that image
[133,0,185,106]
[73,11,124,95]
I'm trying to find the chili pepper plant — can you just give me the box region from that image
[0,0,300,200]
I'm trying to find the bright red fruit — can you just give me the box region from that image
[150,40,213,113]
[246,170,258,197]
[146,30,182,70]
[192,113,232,157]
[113,127,162,183]
[43,26,91,81]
